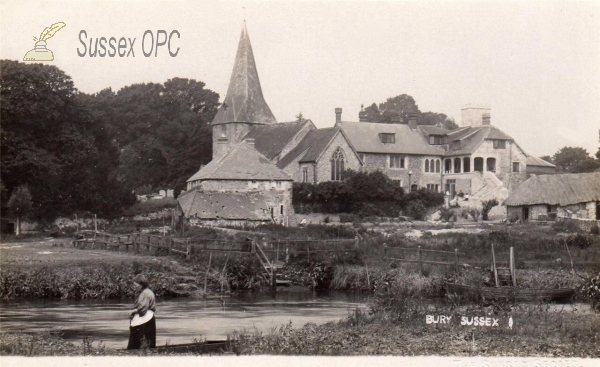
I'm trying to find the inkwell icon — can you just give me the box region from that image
[23,22,66,61]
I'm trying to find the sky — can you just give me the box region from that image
[1,0,599,158]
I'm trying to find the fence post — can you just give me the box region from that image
[186,240,191,260]
[510,246,517,287]
[455,248,459,274]
[418,246,423,275]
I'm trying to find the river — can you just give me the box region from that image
[0,289,370,349]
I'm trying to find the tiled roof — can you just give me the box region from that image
[526,156,556,168]
[446,125,515,156]
[504,172,600,206]
[337,121,444,155]
[178,191,272,221]
[187,142,292,182]
[211,24,277,125]
[244,120,314,160]
[277,127,340,169]
[419,125,449,135]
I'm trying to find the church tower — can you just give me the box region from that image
[211,23,277,160]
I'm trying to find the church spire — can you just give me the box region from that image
[211,23,277,125]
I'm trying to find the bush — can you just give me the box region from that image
[566,233,593,249]
[439,207,454,222]
[581,272,600,312]
[468,208,481,222]
[405,200,427,220]
[481,199,499,220]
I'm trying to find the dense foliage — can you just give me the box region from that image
[292,170,443,218]
[1,60,135,220]
[1,60,219,221]
[362,94,458,130]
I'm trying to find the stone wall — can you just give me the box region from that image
[314,131,362,183]
[556,216,600,232]
[196,179,295,225]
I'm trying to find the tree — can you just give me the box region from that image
[572,158,600,173]
[1,60,134,219]
[7,186,32,235]
[87,78,219,194]
[552,147,592,172]
[362,94,457,129]
[295,112,306,122]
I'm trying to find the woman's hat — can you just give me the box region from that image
[133,274,149,287]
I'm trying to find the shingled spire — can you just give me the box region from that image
[211,23,277,125]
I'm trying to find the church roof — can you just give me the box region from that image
[277,127,341,168]
[211,23,277,126]
[178,191,272,221]
[243,120,314,160]
[187,142,292,182]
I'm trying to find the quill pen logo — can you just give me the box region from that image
[23,22,66,61]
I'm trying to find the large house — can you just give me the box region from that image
[179,23,557,225]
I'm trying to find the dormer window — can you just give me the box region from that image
[380,133,395,144]
[429,135,448,145]
[493,140,506,149]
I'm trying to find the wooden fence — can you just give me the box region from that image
[385,246,466,274]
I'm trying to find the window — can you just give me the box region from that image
[302,167,309,183]
[463,157,470,173]
[425,159,430,172]
[392,179,402,186]
[389,155,404,169]
[512,162,520,172]
[454,158,462,173]
[280,205,284,215]
[331,148,345,181]
[429,135,448,145]
[380,133,395,144]
[427,184,439,192]
[430,160,435,173]
[493,140,506,149]
[436,160,441,173]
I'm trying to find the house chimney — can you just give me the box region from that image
[358,105,368,122]
[482,113,491,125]
[335,107,342,124]
[407,113,418,129]
[391,114,401,124]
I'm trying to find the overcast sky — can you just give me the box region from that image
[2,0,599,157]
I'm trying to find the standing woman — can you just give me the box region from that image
[127,274,156,349]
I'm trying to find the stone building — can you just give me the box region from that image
[504,172,600,227]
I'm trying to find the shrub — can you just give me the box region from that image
[481,199,499,220]
[406,200,427,220]
[566,233,593,249]
[581,272,600,312]
[468,208,481,222]
[439,207,454,222]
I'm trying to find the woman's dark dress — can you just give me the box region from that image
[127,287,156,349]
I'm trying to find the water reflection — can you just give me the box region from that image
[0,289,369,349]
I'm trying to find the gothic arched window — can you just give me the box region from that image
[425,159,430,172]
[430,159,435,173]
[436,160,441,173]
[331,148,345,181]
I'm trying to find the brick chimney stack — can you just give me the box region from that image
[482,113,491,125]
[407,113,418,129]
[358,105,368,122]
[335,108,342,124]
